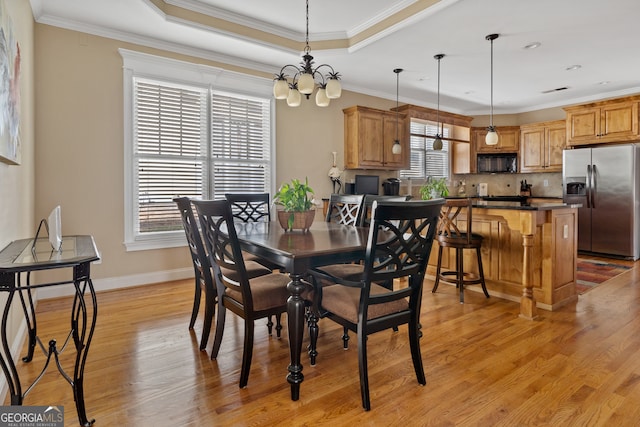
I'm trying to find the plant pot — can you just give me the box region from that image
[277,209,316,232]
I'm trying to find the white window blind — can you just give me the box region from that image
[210,91,271,197]
[400,119,450,179]
[131,78,272,241]
[135,79,207,234]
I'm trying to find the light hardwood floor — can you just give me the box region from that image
[5,257,640,426]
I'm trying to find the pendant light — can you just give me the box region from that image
[485,34,499,145]
[433,54,445,151]
[392,68,403,155]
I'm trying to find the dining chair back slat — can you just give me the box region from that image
[325,194,365,226]
[225,193,271,223]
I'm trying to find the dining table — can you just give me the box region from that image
[233,220,369,401]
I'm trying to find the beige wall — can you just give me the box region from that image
[471,106,566,128]
[33,25,404,293]
[0,2,34,251]
[0,0,35,378]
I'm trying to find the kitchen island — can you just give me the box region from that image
[427,198,581,319]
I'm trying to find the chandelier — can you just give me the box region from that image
[272,0,342,107]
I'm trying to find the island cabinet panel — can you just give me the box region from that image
[427,205,578,311]
[564,97,640,146]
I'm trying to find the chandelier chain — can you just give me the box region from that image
[305,0,310,53]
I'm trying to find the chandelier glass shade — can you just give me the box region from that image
[273,0,341,107]
[485,33,499,145]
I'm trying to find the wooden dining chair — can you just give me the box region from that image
[325,194,365,225]
[358,194,411,227]
[173,197,216,350]
[225,192,283,333]
[225,192,271,223]
[310,194,367,351]
[192,199,291,388]
[431,197,490,303]
[308,199,444,410]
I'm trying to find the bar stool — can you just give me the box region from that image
[431,198,489,303]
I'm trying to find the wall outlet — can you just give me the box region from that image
[544,179,549,187]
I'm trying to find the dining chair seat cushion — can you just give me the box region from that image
[225,272,291,311]
[220,260,272,282]
[311,263,365,285]
[321,283,408,323]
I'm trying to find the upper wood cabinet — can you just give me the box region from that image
[564,97,640,146]
[520,120,566,172]
[451,141,471,174]
[343,106,408,170]
[472,126,520,153]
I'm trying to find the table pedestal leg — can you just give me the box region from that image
[286,273,306,401]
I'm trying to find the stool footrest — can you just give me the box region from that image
[438,270,483,286]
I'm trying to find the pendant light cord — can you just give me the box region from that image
[393,68,403,143]
[490,37,494,127]
[486,35,499,128]
[396,70,399,142]
[432,54,445,151]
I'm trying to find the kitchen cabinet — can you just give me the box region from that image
[343,105,408,170]
[451,141,472,174]
[564,97,640,146]
[473,126,520,153]
[520,120,566,172]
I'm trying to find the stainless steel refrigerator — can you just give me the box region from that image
[563,144,640,260]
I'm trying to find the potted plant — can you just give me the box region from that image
[274,177,316,231]
[419,176,449,200]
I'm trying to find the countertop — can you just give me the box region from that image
[445,196,580,211]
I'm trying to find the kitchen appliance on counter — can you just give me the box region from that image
[563,144,640,260]
[354,175,379,195]
[477,183,488,197]
[382,178,400,195]
[519,180,532,197]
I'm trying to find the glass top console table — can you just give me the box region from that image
[0,235,99,426]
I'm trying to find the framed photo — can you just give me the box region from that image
[0,1,21,165]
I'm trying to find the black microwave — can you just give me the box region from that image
[477,153,517,173]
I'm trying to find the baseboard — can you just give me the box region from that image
[37,267,193,299]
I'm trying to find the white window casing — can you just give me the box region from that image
[120,49,275,251]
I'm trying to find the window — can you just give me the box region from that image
[121,50,274,250]
[400,118,450,180]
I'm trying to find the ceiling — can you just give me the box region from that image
[29,0,640,115]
